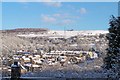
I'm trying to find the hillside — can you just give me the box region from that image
[0,28,110,78]
[1,29,108,58]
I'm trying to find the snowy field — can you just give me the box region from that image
[17,30,108,38]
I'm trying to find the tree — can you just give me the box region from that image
[104,15,120,78]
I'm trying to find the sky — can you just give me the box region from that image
[0,2,2,30]
[2,2,118,30]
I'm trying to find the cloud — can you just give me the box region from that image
[2,0,53,2]
[41,13,74,26]
[16,1,62,7]
[44,2,62,7]
[18,0,51,2]
[53,13,72,19]
[56,19,74,26]
[62,19,73,24]
[41,14,56,23]
[53,13,61,17]
[41,0,52,2]
[80,8,87,14]
[2,0,118,2]
[18,0,29,2]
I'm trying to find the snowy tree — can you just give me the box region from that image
[104,15,120,78]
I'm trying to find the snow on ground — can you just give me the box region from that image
[17,30,108,38]
[21,58,108,78]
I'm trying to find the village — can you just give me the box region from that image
[1,48,100,78]
[0,28,108,78]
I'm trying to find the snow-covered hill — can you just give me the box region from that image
[17,30,108,38]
